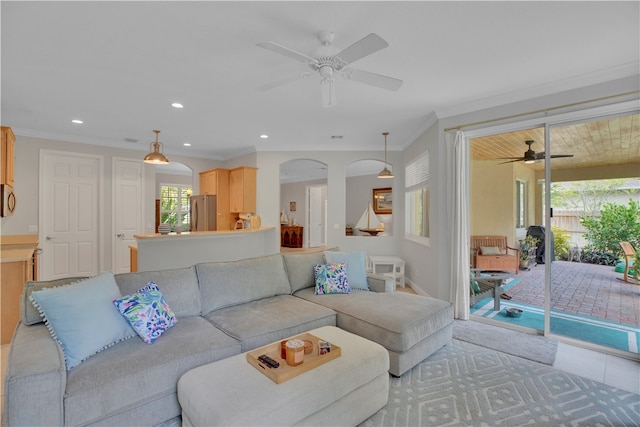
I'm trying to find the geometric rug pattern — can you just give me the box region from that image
[360,339,640,427]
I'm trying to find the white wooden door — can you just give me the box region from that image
[307,185,325,247]
[113,158,143,274]
[40,151,102,280]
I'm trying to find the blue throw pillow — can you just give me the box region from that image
[324,251,369,290]
[113,282,177,344]
[29,271,135,370]
[313,262,351,295]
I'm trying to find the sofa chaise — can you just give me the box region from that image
[3,251,453,426]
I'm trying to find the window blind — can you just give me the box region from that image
[405,152,429,191]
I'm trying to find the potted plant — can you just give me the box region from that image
[519,235,539,268]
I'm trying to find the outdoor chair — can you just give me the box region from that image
[618,241,637,284]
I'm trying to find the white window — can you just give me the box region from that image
[160,184,191,231]
[405,151,430,244]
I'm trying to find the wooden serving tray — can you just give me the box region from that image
[246,332,341,384]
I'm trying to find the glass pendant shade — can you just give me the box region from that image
[144,130,169,164]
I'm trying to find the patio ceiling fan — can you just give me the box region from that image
[257,31,402,107]
[498,140,574,164]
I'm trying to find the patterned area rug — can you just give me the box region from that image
[360,339,639,427]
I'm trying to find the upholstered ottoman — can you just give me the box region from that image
[177,326,389,426]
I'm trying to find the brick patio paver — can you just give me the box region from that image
[503,260,640,327]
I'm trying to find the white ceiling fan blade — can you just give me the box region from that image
[335,33,388,65]
[321,77,337,108]
[258,73,310,91]
[343,68,403,91]
[257,41,317,64]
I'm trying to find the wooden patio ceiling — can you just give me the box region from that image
[470,113,640,171]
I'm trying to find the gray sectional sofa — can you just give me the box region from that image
[3,251,453,427]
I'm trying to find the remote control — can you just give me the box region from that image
[258,354,279,368]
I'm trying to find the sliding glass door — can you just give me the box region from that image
[546,114,640,355]
[469,106,639,357]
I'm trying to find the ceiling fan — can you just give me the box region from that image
[257,31,402,107]
[498,140,574,164]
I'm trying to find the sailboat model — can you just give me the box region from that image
[356,202,384,236]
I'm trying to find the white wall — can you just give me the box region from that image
[401,120,442,297]
[255,151,403,256]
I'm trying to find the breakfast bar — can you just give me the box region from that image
[133,226,278,272]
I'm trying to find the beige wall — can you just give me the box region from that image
[470,160,516,244]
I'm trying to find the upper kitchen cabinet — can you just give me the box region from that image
[200,168,228,196]
[1,126,15,187]
[198,168,231,230]
[229,166,257,213]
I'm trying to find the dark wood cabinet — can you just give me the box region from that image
[281,226,303,248]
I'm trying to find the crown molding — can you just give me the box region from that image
[435,62,640,119]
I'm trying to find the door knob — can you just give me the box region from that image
[117,233,125,238]
[45,236,55,240]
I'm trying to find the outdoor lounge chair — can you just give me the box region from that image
[618,241,637,284]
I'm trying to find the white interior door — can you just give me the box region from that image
[307,185,326,247]
[113,158,143,274]
[40,151,102,280]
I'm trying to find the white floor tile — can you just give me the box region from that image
[604,354,640,393]
[553,342,606,382]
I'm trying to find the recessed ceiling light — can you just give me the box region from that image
[71,119,83,124]
[183,143,191,147]
[259,134,269,139]
[171,102,184,109]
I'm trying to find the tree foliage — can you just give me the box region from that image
[580,199,640,255]
[550,179,630,215]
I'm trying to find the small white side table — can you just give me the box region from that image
[368,256,405,288]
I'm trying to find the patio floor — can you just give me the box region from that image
[502,260,640,327]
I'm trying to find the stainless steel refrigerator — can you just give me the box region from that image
[190,195,217,231]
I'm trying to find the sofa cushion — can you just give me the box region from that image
[204,295,336,352]
[314,262,351,295]
[115,266,201,317]
[113,282,177,344]
[480,246,503,255]
[29,271,136,370]
[294,288,453,353]
[63,316,241,426]
[196,254,292,314]
[324,251,369,290]
[21,276,88,325]
[282,251,327,293]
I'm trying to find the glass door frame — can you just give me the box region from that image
[466,99,639,347]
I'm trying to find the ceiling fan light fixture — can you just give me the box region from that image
[144,130,169,164]
[378,132,394,179]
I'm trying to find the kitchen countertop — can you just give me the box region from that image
[134,226,274,240]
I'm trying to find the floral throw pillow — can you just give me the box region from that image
[113,282,177,344]
[313,262,351,295]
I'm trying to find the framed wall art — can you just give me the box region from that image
[373,187,392,214]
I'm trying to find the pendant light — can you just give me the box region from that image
[377,132,394,178]
[144,130,169,164]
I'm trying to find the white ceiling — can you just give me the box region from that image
[2,1,638,161]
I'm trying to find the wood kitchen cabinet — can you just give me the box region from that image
[198,168,230,230]
[1,235,39,344]
[229,166,257,213]
[1,126,15,187]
